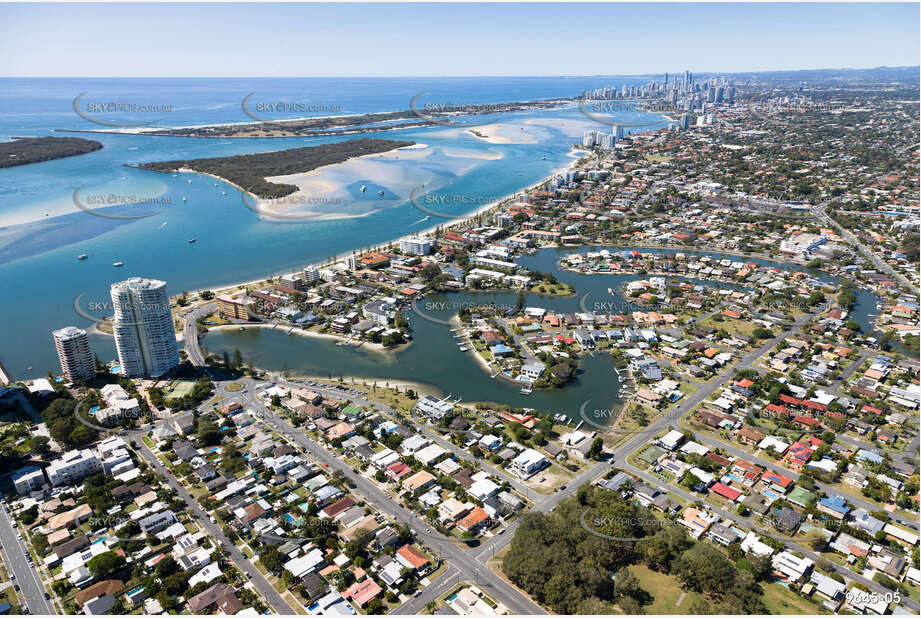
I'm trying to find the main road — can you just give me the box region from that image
[0,507,53,615]
[235,387,548,615]
[132,439,295,615]
[814,204,918,293]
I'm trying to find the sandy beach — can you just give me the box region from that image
[466,123,541,144]
[255,143,433,220]
[206,322,400,352]
[175,142,585,305]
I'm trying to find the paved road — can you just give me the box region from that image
[237,388,548,615]
[187,299,918,614]
[612,308,820,473]
[814,205,918,293]
[181,302,216,365]
[0,507,52,615]
[133,440,295,615]
[688,430,919,532]
[624,462,920,612]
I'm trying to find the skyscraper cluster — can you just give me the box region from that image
[53,277,180,381]
[111,277,180,377]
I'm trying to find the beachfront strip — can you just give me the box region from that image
[1,71,919,615]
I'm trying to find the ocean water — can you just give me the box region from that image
[0,76,667,378]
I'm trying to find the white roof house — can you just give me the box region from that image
[772,550,813,582]
[659,429,685,451]
[469,478,500,501]
[757,435,790,454]
[740,531,774,556]
[284,548,325,579]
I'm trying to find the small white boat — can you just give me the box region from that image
[221,191,226,196]
[377,190,384,196]
[182,196,187,202]
[422,216,430,222]
[77,254,88,261]
[189,238,196,244]
[112,261,124,267]
[187,179,192,183]
[360,185,367,192]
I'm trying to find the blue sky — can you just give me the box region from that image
[2,2,918,77]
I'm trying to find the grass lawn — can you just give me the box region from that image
[761,581,830,614]
[699,315,760,339]
[630,564,703,613]
[164,379,197,399]
[225,382,245,392]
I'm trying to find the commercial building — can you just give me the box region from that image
[779,233,826,256]
[110,278,179,377]
[400,236,433,256]
[415,394,455,420]
[11,464,46,495]
[217,294,255,321]
[47,449,103,486]
[52,326,94,382]
[509,448,548,479]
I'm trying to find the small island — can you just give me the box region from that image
[135,137,415,198]
[0,136,103,169]
[135,98,568,139]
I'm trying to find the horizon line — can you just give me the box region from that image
[2,65,920,80]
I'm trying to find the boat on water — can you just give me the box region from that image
[377,190,384,196]
[239,326,244,331]
[360,185,367,192]
[182,197,187,202]
[77,254,88,261]
[188,238,196,244]
[221,191,226,195]
[520,386,532,395]
[541,154,546,160]
[112,261,124,267]
[187,179,192,183]
[422,216,430,221]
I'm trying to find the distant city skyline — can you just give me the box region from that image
[1,2,918,77]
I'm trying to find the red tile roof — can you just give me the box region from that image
[710,482,742,501]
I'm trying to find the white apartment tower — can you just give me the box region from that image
[52,326,94,382]
[111,277,179,377]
